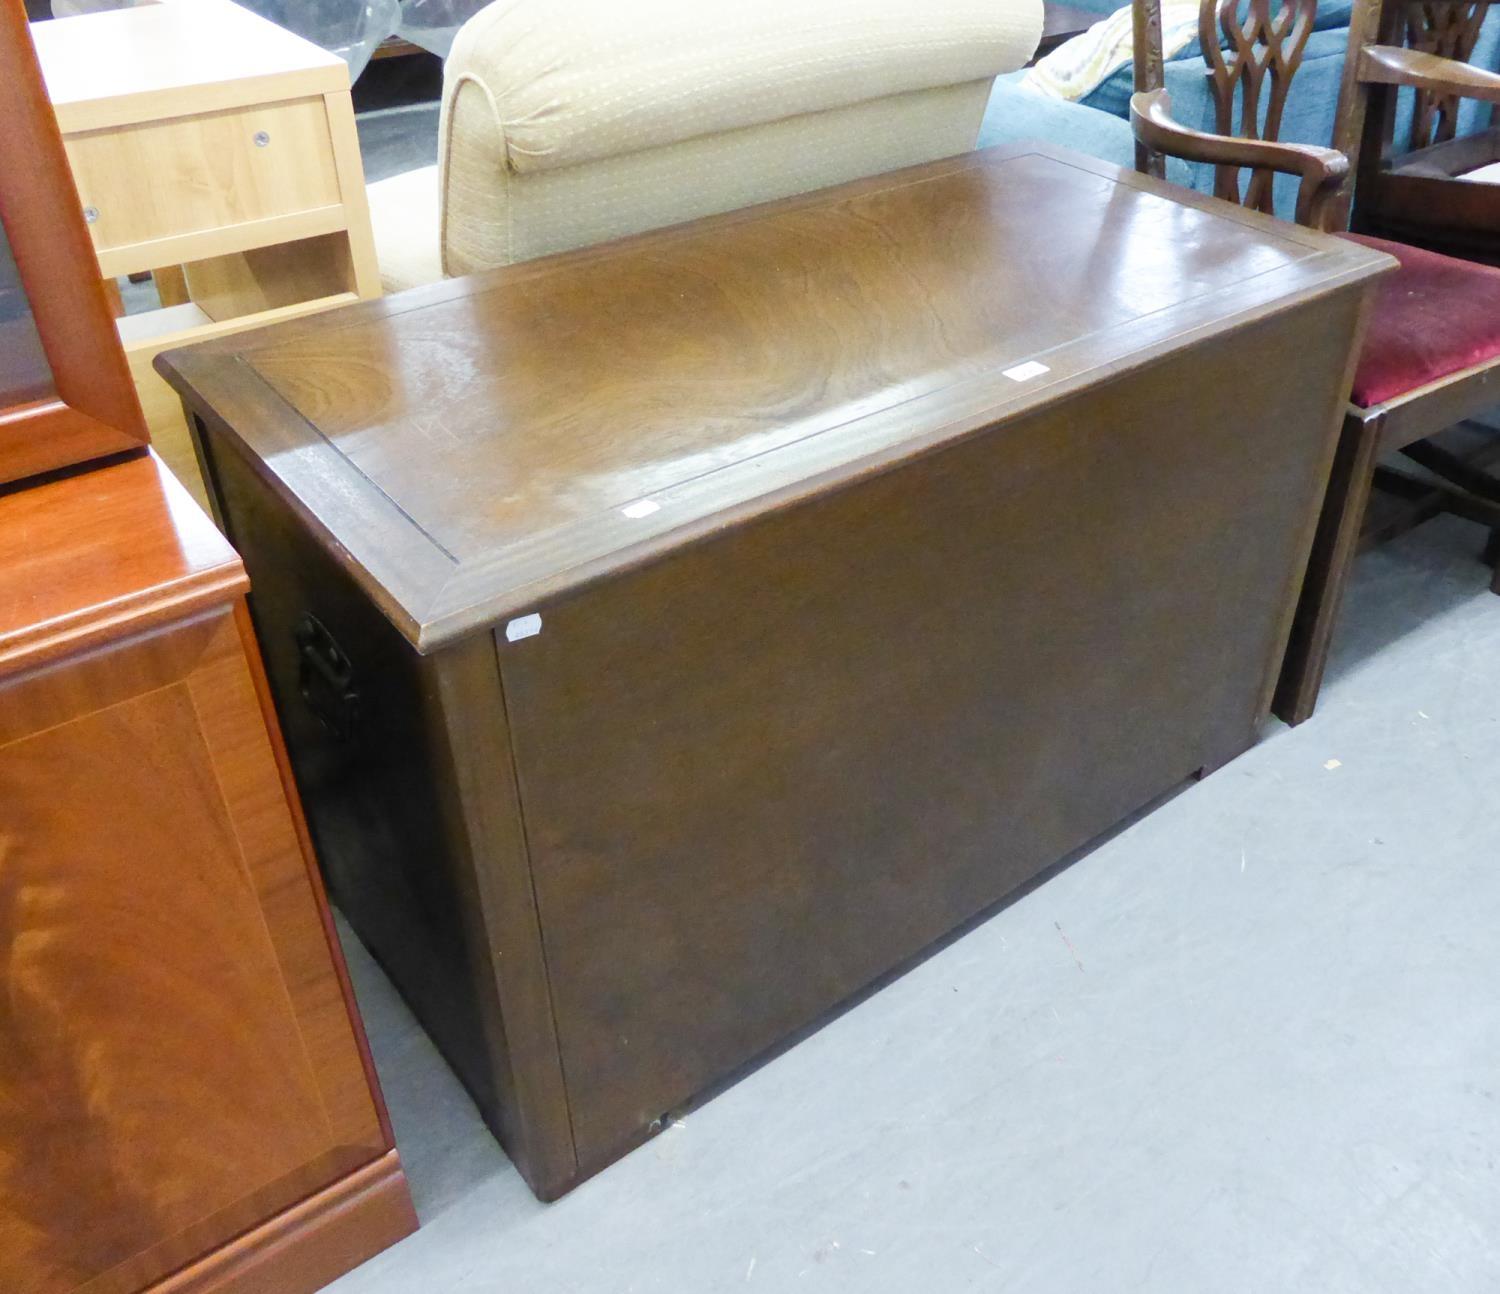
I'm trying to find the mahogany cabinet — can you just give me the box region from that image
[159,144,1389,1200]
[0,9,415,1287]
[0,452,417,1293]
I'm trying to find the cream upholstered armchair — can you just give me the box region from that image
[367,0,1043,292]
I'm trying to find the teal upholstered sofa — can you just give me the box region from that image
[979,0,1500,221]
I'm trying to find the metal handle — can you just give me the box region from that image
[295,613,359,742]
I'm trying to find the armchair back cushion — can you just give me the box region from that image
[438,0,1042,273]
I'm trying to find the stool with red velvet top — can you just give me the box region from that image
[1128,0,1500,725]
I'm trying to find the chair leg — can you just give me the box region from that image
[1401,436,1500,505]
[1402,435,1500,594]
[1273,415,1382,726]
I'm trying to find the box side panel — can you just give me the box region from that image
[497,289,1363,1176]
[198,423,542,1177]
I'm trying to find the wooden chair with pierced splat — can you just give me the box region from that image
[1349,3,1500,549]
[1354,1,1500,266]
[1129,0,1500,725]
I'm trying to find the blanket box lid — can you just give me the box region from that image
[156,143,1390,653]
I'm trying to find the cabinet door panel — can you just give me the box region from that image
[0,609,386,1294]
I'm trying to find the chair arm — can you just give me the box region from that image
[1359,45,1500,105]
[1129,89,1349,228]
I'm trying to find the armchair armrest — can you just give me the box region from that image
[1129,89,1349,229]
[1359,45,1500,106]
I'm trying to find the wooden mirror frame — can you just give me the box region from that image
[0,0,147,487]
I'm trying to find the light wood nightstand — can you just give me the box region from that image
[31,0,381,508]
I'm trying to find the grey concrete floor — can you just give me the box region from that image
[328,512,1500,1294]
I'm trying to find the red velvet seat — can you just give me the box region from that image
[1339,232,1500,408]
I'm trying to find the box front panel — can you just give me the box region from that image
[497,293,1362,1174]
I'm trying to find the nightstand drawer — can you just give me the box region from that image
[64,96,343,273]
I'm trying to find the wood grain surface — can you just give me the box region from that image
[0,608,393,1292]
[496,290,1371,1174]
[176,143,1387,1199]
[64,95,342,266]
[160,144,1389,649]
[0,452,242,675]
[0,450,414,1289]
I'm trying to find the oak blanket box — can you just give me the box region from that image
[158,143,1390,1200]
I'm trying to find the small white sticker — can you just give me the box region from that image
[621,499,661,519]
[505,613,542,642]
[1002,360,1051,382]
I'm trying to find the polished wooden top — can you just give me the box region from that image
[0,450,244,676]
[31,0,345,134]
[158,144,1390,651]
